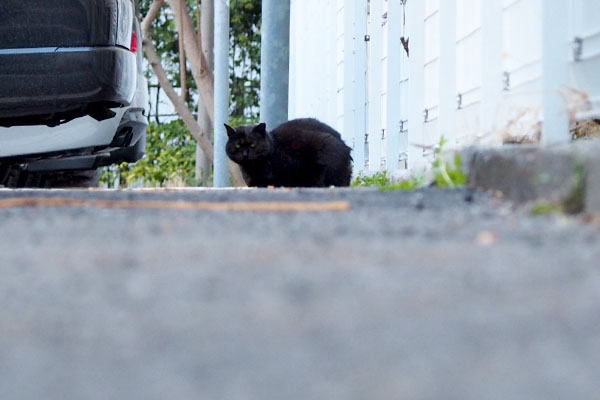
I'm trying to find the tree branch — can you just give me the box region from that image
[177,0,187,103]
[166,0,215,120]
[142,0,165,35]
[141,0,245,186]
[143,34,214,161]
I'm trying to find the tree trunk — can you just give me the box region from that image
[196,0,213,185]
[166,0,215,120]
[142,0,245,186]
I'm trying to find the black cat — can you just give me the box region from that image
[225,118,352,187]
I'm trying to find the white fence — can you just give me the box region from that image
[289,0,600,176]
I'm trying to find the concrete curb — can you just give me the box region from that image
[462,138,600,214]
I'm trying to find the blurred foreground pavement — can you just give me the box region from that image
[0,187,599,399]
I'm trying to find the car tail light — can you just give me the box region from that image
[130,31,137,53]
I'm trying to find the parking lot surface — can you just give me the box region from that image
[1,188,599,399]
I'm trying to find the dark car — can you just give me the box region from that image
[0,0,149,187]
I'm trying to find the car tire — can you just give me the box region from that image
[39,169,101,188]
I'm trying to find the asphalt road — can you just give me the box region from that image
[0,187,599,399]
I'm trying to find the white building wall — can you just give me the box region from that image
[289,0,339,129]
[570,0,600,118]
[366,0,384,171]
[289,0,600,177]
[423,0,440,154]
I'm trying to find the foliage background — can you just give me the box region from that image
[101,0,261,187]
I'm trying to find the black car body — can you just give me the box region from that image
[0,0,148,187]
[0,0,138,126]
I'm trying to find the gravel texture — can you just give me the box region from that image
[0,187,599,399]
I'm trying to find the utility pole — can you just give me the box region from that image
[213,0,230,187]
[196,0,213,185]
[259,0,290,130]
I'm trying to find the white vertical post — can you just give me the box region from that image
[542,0,570,144]
[386,0,402,172]
[288,0,297,119]
[480,0,503,136]
[439,0,457,146]
[343,0,356,152]
[336,0,345,133]
[213,0,230,187]
[367,0,383,172]
[407,0,425,168]
[352,0,367,174]
[328,0,339,130]
[569,0,582,53]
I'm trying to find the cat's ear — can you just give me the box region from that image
[224,124,237,137]
[253,122,267,136]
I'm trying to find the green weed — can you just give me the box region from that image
[352,170,424,191]
[351,171,390,187]
[562,158,585,214]
[530,159,586,216]
[529,203,561,215]
[432,137,466,188]
[351,137,466,190]
[381,174,425,191]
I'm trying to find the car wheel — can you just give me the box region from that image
[39,169,101,188]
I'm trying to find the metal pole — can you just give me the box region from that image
[213,0,230,187]
[196,0,213,185]
[259,0,290,130]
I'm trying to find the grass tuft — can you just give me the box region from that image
[351,171,390,187]
[432,137,467,188]
[529,203,561,216]
[351,136,466,190]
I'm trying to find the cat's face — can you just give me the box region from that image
[225,123,272,163]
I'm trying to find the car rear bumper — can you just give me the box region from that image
[0,46,136,124]
[0,106,147,169]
